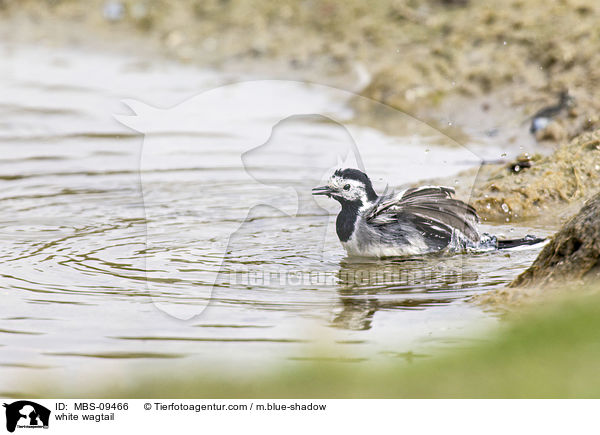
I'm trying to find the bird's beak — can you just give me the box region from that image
[312,185,333,197]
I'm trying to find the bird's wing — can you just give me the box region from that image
[365,186,480,242]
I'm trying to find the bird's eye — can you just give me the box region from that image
[343,184,351,191]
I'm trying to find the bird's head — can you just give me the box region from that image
[312,168,378,206]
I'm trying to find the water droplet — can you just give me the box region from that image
[514,165,521,172]
[505,217,510,222]
[448,122,453,126]
[501,203,510,213]
[486,203,491,210]
[595,165,600,171]
[503,41,507,45]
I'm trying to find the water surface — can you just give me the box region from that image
[0,43,550,394]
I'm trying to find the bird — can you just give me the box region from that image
[312,168,544,258]
[529,91,574,134]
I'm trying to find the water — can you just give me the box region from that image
[0,43,549,394]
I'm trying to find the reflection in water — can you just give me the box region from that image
[333,257,478,330]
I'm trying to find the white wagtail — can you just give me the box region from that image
[529,91,574,134]
[312,168,543,257]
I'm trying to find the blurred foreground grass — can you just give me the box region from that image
[33,289,600,398]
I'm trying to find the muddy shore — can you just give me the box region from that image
[3,1,599,126]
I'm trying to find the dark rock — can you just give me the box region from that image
[507,153,532,173]
[510,192,600,287]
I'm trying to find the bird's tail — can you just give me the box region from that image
[497,234,545,249]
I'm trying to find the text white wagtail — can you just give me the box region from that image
[312,168,543,257]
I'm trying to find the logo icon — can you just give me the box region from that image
[3,401,50,433]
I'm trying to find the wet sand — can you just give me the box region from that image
[3,1,599,127]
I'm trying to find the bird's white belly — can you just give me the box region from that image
[341,234,428,258]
